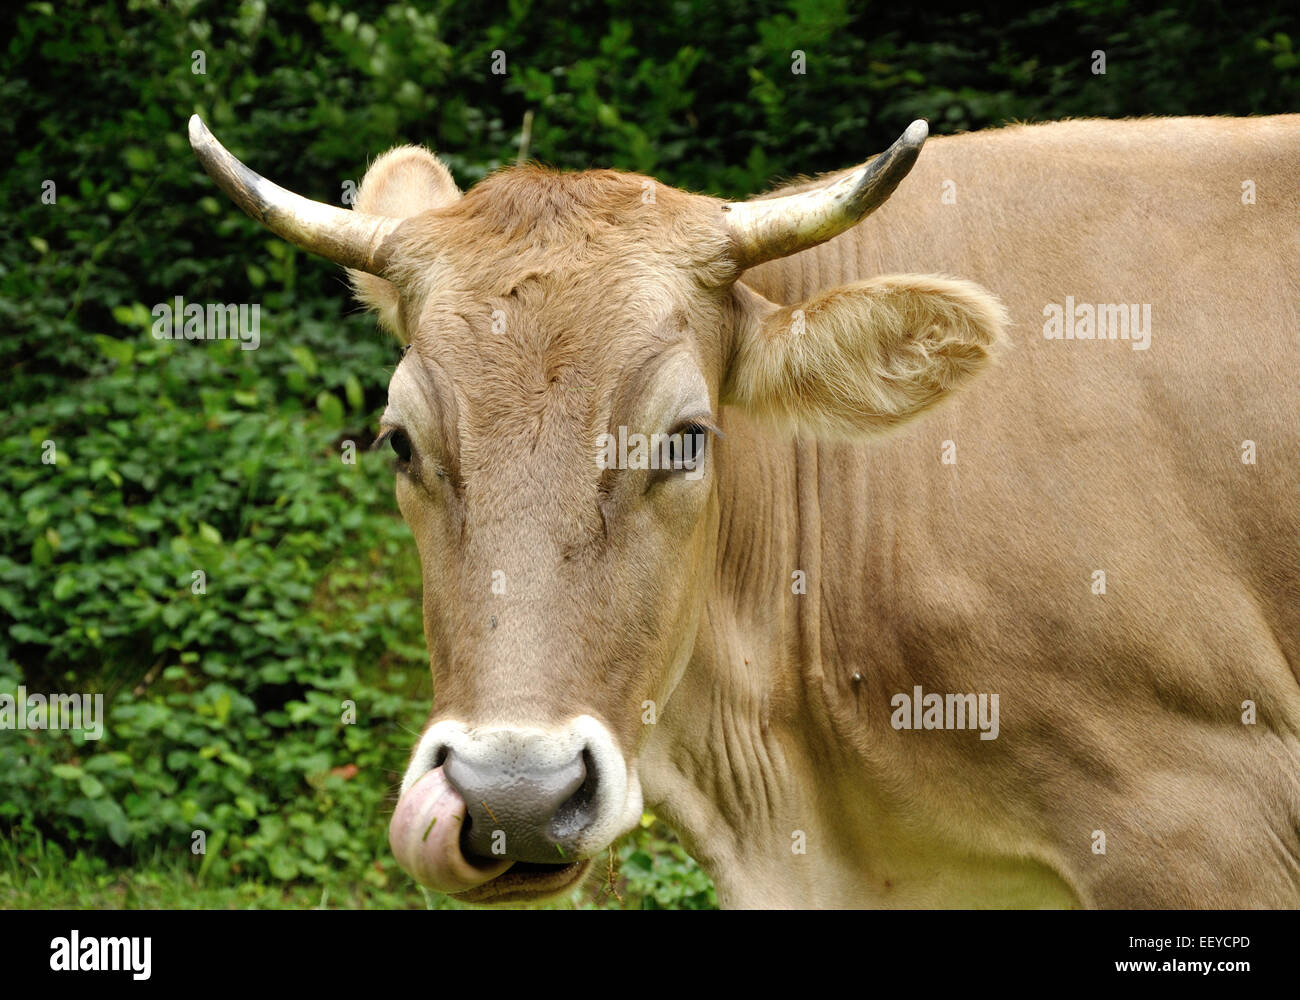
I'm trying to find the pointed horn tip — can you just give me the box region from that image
[902,119,929,147]
[188,114,210,151]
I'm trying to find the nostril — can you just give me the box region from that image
[550,747,598,841]
[457,812,483,862]
[442,741,598,862]
[432,745,449,769]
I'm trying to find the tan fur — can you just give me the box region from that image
[726,274,1007,437]
[358,115,1300,908]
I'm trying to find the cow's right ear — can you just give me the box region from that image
[347,146,461,339]
[723,275,1007,438]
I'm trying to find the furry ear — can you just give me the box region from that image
[724,275,1007,438]
[346,146,460,339]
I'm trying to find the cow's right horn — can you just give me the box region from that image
[188,115,401,275]
[722,119,929,269]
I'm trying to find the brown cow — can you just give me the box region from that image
[191,113,1300,907]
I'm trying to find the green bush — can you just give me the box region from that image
[0,313,425,888]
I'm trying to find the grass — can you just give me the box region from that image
[0,820,715,910]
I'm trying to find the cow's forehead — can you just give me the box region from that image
[395,292,712,437]
[397,252,725,411]
[409,265,699,355]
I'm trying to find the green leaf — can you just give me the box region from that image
[344,374,364,412]
[290,345,319,377]
[217,749,252,775]
[93,799,131,846]
[78,774,105,798]
[316,391,344,425]
[268,848,300,880]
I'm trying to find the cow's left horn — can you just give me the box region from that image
[722,119,928,269]
[188,115,401,275]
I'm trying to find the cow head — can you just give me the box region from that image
[190,116,1005,904]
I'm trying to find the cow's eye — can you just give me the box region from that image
[374,428,413,469]
[668,423,708,471]
[388,429,412,464]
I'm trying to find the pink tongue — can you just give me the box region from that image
[389,767,512,893]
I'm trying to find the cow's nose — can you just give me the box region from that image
[442,747,596,864]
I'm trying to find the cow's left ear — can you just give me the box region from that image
[347,146,461,339]
[723,275,1007,437]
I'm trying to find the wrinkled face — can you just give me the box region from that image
[380,171,738,902]
[190,115,1003,904]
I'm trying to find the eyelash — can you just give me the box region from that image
[373,428,412,470]
[642,423,712,489]
[375,428,449,483]
[668,423,708,469]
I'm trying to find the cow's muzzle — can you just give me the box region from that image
[389,717,641,902]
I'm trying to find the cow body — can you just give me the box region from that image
[192,112,1300,907]
[643,116,1300,907]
